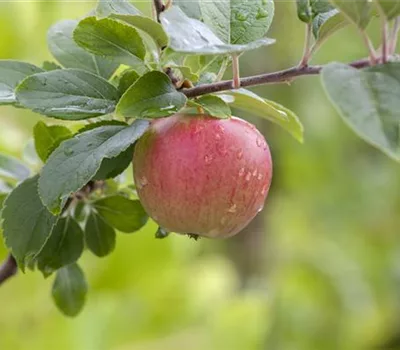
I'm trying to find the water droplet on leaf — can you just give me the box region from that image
[236,11,248,21]
[256,8,269,19]
[239,167,245,176]
[160,105,176,112]
[64,148,74,156]
[245,172,251,181]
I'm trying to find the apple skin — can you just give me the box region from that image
[132,114,272,238]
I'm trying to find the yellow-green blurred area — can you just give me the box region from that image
[1,1,400,349]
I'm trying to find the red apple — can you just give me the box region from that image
[132,114,272,238]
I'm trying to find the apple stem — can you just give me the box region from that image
[232,54,241,89]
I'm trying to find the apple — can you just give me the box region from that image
[133,114,272,238]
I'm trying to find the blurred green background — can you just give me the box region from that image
[1,1,400,349]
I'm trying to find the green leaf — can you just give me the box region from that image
[110,15,169,48]
[36,217,84,277]
[183,55,204,74]
[329,0,372,29]
[96,0,141,18]
[84,211,116,257]
[0,192,6,216]
[160,6,275,55]
[42,61,62,71]
[77,119,126,133]
[321,62,400,161]
[76,119,134,180]
[39,120,150,214]
[16,69,119,120]
[93,195,148,233]
[96,0,168,49]
[52,263,88,317]
[118,69,140,96]
[312,9,348,47]
[297,0,336,23]
[0,60,43,105]
[48,19,119,79]
[33,122,73,162]
[2,176,58,268]
[117,71,187,118]
[168,65,199,82]
[189,95,231,119]
[374,0,400,20]
[0,153,30,181]
[200,0,274,45]
[297,0,313,22]
[219,89,304,142]
[174,0,202,19]
[73,201,87,222]
[93,145,134,180]
[312,0,335,13]
[73,17,146,71]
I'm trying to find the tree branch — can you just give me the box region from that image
[182,59,371,98]
[153,0,165,22]
[0,254,17,286]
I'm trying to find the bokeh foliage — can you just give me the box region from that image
[0,1,400,349]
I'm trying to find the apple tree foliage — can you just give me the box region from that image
[0,0,399,316]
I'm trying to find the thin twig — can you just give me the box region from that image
[0,254,17,286]
[215,58,229,82]
[382,19,389,64]
[389,17,400,54]
[299,23,313,67]
[183,59,371,98]
[165,0,172,10]
[153,0,165,22]
[232,54,240,89]
[361,30,378,64]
